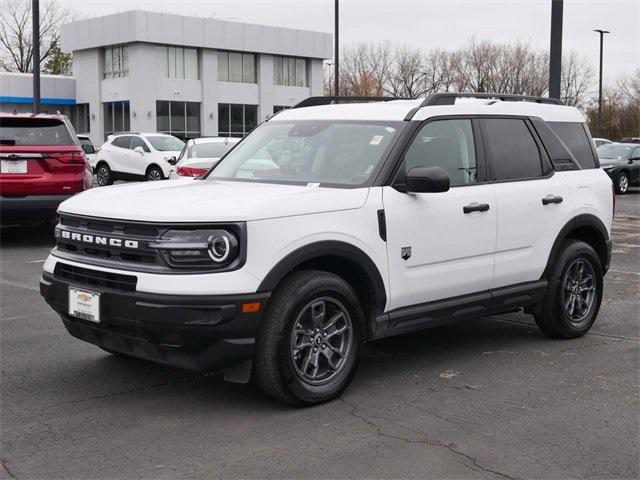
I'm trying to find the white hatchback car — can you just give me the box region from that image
[169,137,240,179]
[94,132,185,186]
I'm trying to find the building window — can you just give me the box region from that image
[156,46,199,80]
[156,101,200,140]
[274,56,307,87]
[104,45,128,79]
[103,101,130,138]
[217,51,256,83]
[68,103,90,133]
[218,104,257,137]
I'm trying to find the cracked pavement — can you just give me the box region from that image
[1,191,639,479]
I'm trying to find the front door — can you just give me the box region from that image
[383,118,497,312]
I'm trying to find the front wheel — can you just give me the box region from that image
[254,270,364,405]
[535,240,603,339]
[146,165,164,181]
[615,172,629,194]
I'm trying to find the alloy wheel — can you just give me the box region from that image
[618,174,629,193]
[561,258,596,323]
[289,297,353,385]
[96,167,109,186]
[147,169,162,181]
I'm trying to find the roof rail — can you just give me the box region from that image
[108,131,140,136]
[293,96,406,109]
[404,92,564,120]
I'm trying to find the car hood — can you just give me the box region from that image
[58,179,370,222]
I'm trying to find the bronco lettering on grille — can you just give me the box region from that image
[60,230,139,249]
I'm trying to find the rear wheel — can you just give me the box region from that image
[146,165,164,181]
[535,240,603,339]
[615,172,629,194]
[95,163,113,186]
[254,270,364,405]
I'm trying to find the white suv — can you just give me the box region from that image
[40,94,614,405]
[94,132,184,185]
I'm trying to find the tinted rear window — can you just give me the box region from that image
[548,122,597,168]
[0,117,72,146]
[483,118,543,180]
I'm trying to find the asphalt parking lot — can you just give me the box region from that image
[1,191,638,480]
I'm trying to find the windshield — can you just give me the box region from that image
[209,121,403,186]
[190,141,236,159]
[598,144,632,159]
[146,135,185,152]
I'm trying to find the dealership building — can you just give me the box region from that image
[0,10,332,144]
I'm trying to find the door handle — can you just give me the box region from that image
[542,195,563,205]
[463,203,490,214]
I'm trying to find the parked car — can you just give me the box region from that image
[598,142,640,194]
[0,112,91,224]
[620,137,640,144]
[593,137,612,148]
[94,132,184,186]
[40,93,613,405]
[169,137,240,179]
[77,135,98,168]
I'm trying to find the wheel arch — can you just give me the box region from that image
[258,241,387,335]
[543,214,610,277]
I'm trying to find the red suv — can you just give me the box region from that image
[0,113,92,223]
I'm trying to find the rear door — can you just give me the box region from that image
[483,117,573,289]
[0,116,86,196]
[383,117,497,311]
[109,135,133,174]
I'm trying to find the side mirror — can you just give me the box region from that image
[82,144,95,154]
[403,166,450,193]
[167,156,177,165]
[629,157,640,162]
[134,146,145,155]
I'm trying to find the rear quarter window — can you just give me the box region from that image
[0,117,73,146]
[548,122,597,169]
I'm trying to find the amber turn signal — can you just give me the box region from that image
[242,302,261,313]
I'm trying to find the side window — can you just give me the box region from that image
[112,136,130,148]
[129,136,149,152]
[483,119,542,180]
[633,147,640,160]
[402,119,478,186]
[548,122,597,169]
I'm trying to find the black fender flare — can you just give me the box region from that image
[543,213,610,277]
[257,240,387,315]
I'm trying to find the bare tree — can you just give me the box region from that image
[559,51,594,108]
[0,0,73,73]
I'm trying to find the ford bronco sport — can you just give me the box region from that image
[40,93,614,405]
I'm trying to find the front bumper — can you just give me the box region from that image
[0,194,72,221]
[40,271,270,372]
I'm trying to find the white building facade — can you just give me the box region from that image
[0,10,331,145]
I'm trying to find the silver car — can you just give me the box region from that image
[169,137,240,179]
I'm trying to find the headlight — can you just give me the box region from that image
[149,229,239,269]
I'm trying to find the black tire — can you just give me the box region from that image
[254,270,364,406]
[146,165,164,181]
[535,240,603,339]
[615,171,629,194]
[95,163,113,186]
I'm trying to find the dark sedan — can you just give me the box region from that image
[598,143,640,194]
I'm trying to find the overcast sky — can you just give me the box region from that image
[58,0,638,86]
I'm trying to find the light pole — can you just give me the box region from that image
[32,0,41,113]
[594,29,610,137]
[334,0,339,97]
[549,0,563,100]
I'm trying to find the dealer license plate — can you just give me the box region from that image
[68,287,101,323]
[1,160,27,174]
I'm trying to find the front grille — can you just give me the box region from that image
[56,214,163,267]
[55,263,137,292]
